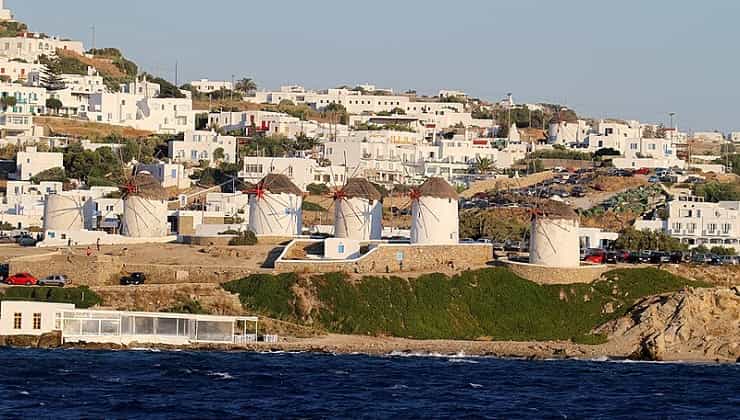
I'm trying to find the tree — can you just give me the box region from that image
[39,56,66,91]
[594,148,621,158]
[474,157,494,174]
[692,182,740,202]
[213,147,225,161]
[614,227,687,252]
[45,98,63,115]
[390,107,406,115]
[1,95,16,111]
[235,78,257,93]
[30,167,66,184]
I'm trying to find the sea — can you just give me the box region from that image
[0,349,737,419]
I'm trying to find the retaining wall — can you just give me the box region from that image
[275,241,493,274]
[503,260,608,284]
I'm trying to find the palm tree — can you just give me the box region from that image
[235,78,257,93]
[475,157,494,174]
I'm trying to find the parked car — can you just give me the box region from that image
[691,254,712,264]
[6,272,38,286]
[627,250,651,264]
[16,235,37,247]
[120,272,146,285]
[648,176,661,184]
[634,168,650,176]
[0,263,9,283]
[584,249,606,264]
[670,251,689,264]
[606,250,630,264]
[38,274,70,287]
[649,251,671,264]
[720,255,739,265]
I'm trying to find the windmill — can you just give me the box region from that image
[526,197,581,267]
[329,177,383,241]
[119,169,169,238]
[43,194,85,232]
[407,177,459,245]
[246,173,303,236]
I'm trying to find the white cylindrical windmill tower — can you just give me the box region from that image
[248,174,303,236]
[120,172,169,238]
[529,199,580,267]
[410,177,459,245]
[43,193,85,232]
[333,178,383,241]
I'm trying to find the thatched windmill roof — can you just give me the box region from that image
[257,174,302,195]
[416,177,458,200]
[535,199,579,221]
[339,178,382,201]
[124,172,168,201]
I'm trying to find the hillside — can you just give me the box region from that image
[222,267,708,343]
[35,116,152,140]
[56,48,138,91]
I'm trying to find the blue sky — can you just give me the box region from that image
[12,0,740,132]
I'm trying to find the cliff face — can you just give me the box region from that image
[598,287,740,362]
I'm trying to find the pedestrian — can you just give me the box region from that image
[96,237,101,252]
[86,246,92,257]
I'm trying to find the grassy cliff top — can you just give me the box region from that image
[223,267,708,343]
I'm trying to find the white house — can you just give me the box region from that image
[190,79,234,93]
[12,146,63,181]
[665,195,740,250]
[137,162,191,190]
[0,57,43,83]
[0,82,47,115]
[86,92,194,134]
[0,301,76,337]
[0,33,84,62]
[168,130,236,165]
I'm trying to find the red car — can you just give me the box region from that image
[584,249,606,264]
[6,272,38,286]
[634,168,650,176]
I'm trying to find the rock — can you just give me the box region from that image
[37,331,62,348]
[598,287,740,362]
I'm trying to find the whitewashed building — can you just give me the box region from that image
[169,130,236,165]
[137,162,191,190]
[190,79,234,93]
[12,146,63,181]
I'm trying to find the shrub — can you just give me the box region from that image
[306,183,330,196]
[228,230,258,246]
[0,286,102,308]
[302,201,326,212]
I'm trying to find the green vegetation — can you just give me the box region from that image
[0,286,102,308]
[459,209,529,241]
[302,201,326,212]
[307,183,330,196]
[0,21,28,37]
[581,185,666,218]
[164,298,208,314]
[38,55,67,90]
[222,268,706,342]
[240,134,318,158]
[353,122,415,133]
[30,167,66,184]
[45,98,63,114]
[614,227,687,252]
[228,230,258,246]
[1,95,16,111]
[692,181,740,202]
[140,73,184,98]
[530,146,593,161]
[235,77,257,93]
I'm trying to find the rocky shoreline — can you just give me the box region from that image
[2,287,737,364]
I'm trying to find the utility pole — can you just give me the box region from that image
[91,25,96,53]
[175,61,179,87]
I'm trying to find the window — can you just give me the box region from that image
[722,223,732,234]
[13,313,21,329]
[33,313,41,330]
[707,223,717,234]
[672,223,682,232]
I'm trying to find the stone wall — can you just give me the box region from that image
[91,283,243,314]
[503,260,609,284]
[119,263,254,285]
[275,242,493,274]
[9,252,123,287]
[180,235,234,246]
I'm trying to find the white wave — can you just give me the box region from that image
[386,350,480,359]
[19,391,29,395]
[448,358,480,364]
[388,384,409,390]
[469,383,484,389]
[208,371,234,380]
